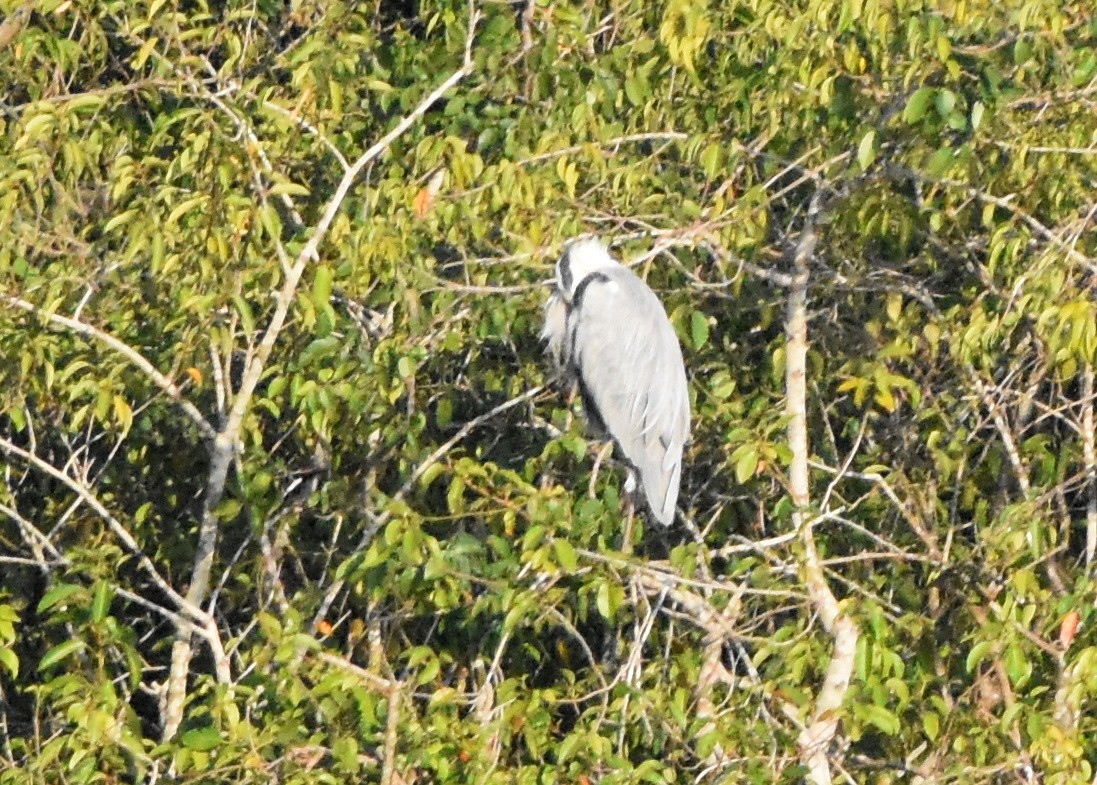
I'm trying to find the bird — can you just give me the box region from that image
[541,237,690,527]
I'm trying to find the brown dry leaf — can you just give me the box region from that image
[0,4,31,52]
[413,169,445,219]
[412,187,432,219]
[1059,610,1080,650]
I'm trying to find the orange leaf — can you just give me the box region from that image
[413,169,445,219]
[1060,610,1080,649]
[412,187,432,219]
[185,367,203,385]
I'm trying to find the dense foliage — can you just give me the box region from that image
[1,0,1096,782]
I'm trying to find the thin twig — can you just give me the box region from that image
[515,132,689,166]
[0,435,204,622]
[3,295,216,441]
[311,384,543,629]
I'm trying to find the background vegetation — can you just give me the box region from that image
[1,0,1096,782]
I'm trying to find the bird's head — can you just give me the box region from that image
[554,237,618,304]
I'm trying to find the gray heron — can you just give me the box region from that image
[541,238,690,527]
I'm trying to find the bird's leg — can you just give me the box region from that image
[622,495,636,556]
[621,470,638,555]
[564,383,578,433]
[588,441,614,498]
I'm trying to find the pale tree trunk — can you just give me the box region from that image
[1053,363,1096,733]
[1082,365,1096,570]
[785,194,859,785]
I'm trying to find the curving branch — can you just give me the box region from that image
[2,295,216,441]
[311,383,541,630]
[161,2,481,741]
[0,436,199,617]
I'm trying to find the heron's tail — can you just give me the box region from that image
[641,454,680,527]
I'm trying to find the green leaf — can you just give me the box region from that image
[102,209,139,234]
[90,581,113,623]
[215,498,243,521]
[903,88,935,123]
[971,101,985,130]
[446,476,466,514]
[166,195,207,225]
[552,539,578,573]
[700,143,722,179]
[857,702,900,735]
[935,89,956,117]
[312,264,334,309]
[232,294,256,335]
[735,447,759,484]
[886,293,902,321]
[257,612,282,642]
[181,726,222,751]
[0,647,18,678]
[596,580,620,620]
[624,73,649,106]
[966,640,993,673]
[38,640,86,671]
[268,181,310,197]
[37,583,84,613]
[935,36,952,62]
[259,203,282,240]
[1005,641,1031,687]
[1013,37,1032,65]
[922,711,940,740]
[857,130,876,169]
[690,310,709,350]
[926,146,954,176]
[423,554,448,580]
[64,94,107,112]
[112,394,133,432]
[133,37,158,70]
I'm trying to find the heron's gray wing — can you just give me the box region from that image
[569,268,690,525]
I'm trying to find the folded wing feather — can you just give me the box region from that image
[568,267,690,526]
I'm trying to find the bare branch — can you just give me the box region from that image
[380,687,401,785]
[0,436,207,624]
[0,500,66,567]
[892,166,1097,273]
[515,132,689,166]
[260,99,350,171]
[315,651,399,694]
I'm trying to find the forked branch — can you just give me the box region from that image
[161,3,480,740]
